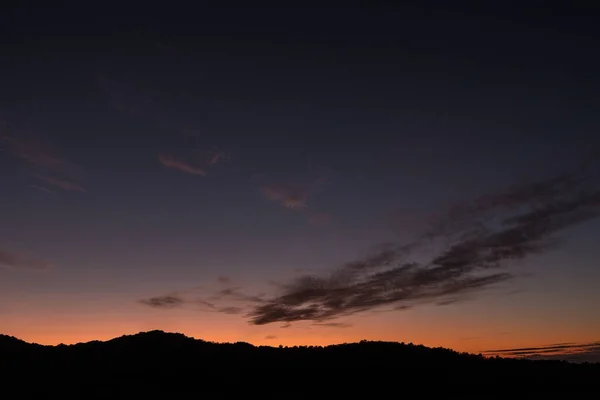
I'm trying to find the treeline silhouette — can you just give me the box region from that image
[2,330,598,397]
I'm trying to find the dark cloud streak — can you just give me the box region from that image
[139,160,600,328]
[484,341,600,363]
[139,295,185,309]
[247,162,600,325]
[313,322,353,328]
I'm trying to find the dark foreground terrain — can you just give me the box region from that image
[1,330,598,397]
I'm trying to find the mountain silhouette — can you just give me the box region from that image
[0,333,44,352]
[1,330,598,397]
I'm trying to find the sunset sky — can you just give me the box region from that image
[1,3,599,362]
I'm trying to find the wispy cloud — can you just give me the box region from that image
[207,287,267,305]
[158,144,230,178]
[139,293,218,312]
[158,153,206,176]
[34,174,86,192]
[264,335,277,340]
[217,306,244,315]
[139,285,263,316]
[0,249,52,270]
[483,341,600,363]
[0,120,86,192]
[253,169,333,224]
[194,147,231,166]
[313,322,353,328]
[29,185,55,194]
[139,282,269,322]
[141,160,600,327]
[96,73,232,179]
[261,184,309,210]
[241,162,600,325]
[139,295,187,309]
[246,162,600,325]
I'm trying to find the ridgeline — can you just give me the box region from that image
[1,330,598,396]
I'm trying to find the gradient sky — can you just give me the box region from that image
[1,3,600,361]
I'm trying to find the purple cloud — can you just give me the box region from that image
[0,249,52,270]
[34,174,86,192]
[254,169,333,220]
[158,153,207,176]
[0,123,86,192]
[261,184,309,210]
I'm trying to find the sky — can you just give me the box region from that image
[1,3,600,362]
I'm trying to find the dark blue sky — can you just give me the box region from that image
[1,3,599,359]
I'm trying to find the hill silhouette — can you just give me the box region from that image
[1,330,598,397]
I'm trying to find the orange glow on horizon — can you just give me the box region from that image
[4,311,599,359]
[4,290,599,358]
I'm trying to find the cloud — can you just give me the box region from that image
[245,161,600,325]
[1,121,86,192]
[313,322,353,328]
[157,144,230,178]
[158,153,206,176]
[34,174,86,192]
[261,185,308,210]
[255,169,332,216]
[96,73,232,178]
[140,292,236,313]
[264,335,277,340]
[140,159,600,328]
[29,185,55,194]
[139,295,185,309]
[207,287,266,305]
[139,285,263,316]
[196,299,216,309]
[483,341,600,363]
[217,306,244,315]
[2,132,69,171]
[0,249,52,270]
[194,147,231,166]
